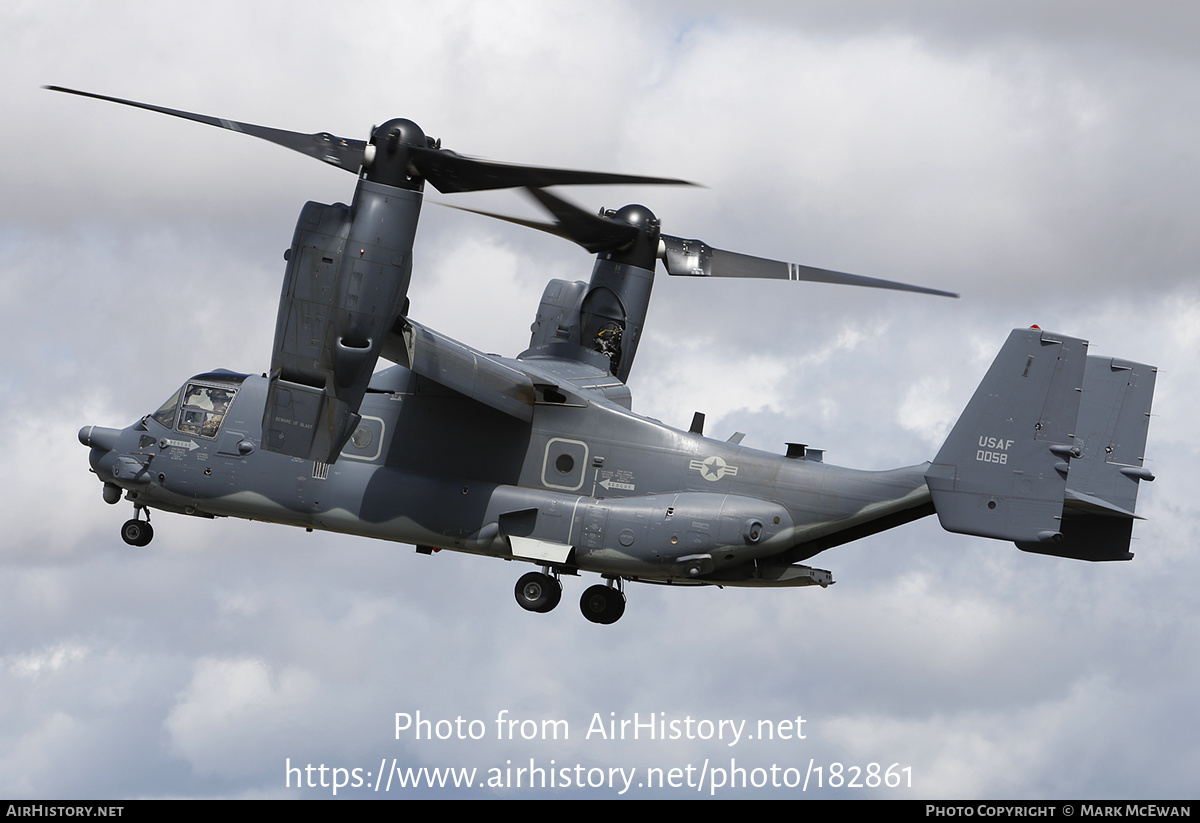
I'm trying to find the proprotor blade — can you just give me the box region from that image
[660,235,958,298]
[409,147,694,194]
[45,86,368,173]
[449,183,958,298]
[525,188,641,251]
[47,86,695,193]
[448,188,641,252]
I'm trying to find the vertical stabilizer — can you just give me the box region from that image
[927,328,1156,561]
[1015,355,1156,561]
[925,328,1087,545]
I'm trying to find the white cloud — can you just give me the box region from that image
[166,658,319,776]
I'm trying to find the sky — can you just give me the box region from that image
[2,0,1198,799]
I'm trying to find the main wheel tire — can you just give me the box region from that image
[579,584,626,624]
[120,519,153,547]
[515,571,561,613]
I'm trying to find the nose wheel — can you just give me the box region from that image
[514,570,562,613]
[120,509,154,546]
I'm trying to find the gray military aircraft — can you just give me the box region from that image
[61,87,1157,624]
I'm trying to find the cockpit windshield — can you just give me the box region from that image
[150,375,243,439]
[151,388,182,428]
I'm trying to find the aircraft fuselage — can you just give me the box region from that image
[84,364,933,588]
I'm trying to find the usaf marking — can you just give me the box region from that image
[976,434,1014,465]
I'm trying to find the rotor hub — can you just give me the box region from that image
[365,118,428,189]
[606,204,659,234]
[598,204,661,268]
[373,118,427,151]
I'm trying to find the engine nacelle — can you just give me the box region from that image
[521,257,654,383]
[262,179,422,462]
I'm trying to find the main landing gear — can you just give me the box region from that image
[512,569,627,624]
[514,570,562,613]
[120,507,154,546]
[579,580,625,625]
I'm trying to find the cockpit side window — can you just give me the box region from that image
[153,380,240,439]
[177,383,238,438]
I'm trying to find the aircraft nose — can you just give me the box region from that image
[78,425,122,452]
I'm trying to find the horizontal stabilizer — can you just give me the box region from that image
[1016,515,1134,561]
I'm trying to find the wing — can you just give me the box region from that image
[380,319,536,421]
[378,317,636,418]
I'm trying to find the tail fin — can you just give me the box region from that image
[1019,354,1156,560]
[925,328,1156,561]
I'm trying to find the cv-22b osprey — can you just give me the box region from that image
[62,87,1157,625]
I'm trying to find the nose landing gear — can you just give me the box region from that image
[120,508,154,546]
